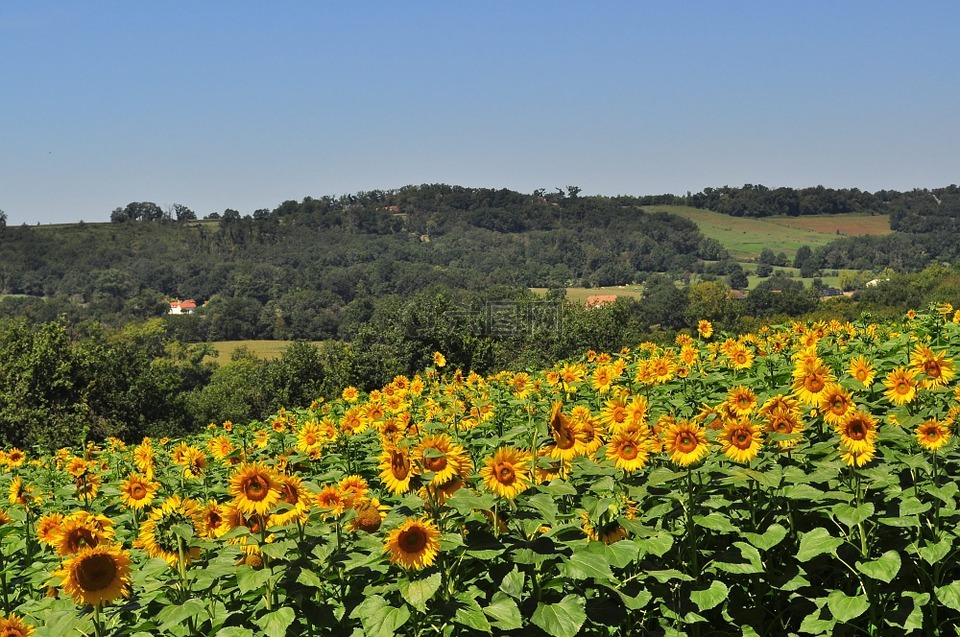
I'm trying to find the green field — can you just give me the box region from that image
[530,285,644,304]
[644,206,891,260]
[207,340,326,362]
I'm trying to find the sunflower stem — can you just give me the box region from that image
[0,544,9,614]
[92,603,104,637]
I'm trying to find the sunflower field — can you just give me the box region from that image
[2,304,960,636]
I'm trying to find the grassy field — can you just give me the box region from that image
[530,285,644,304]
[644,206,891,260]
[207,340,326,362]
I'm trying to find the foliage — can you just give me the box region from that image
[1,305,960,635]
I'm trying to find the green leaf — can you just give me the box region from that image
[647,569,693,583]
[797,527,843,562]
[918,536,953,565]
[782,484,825,500]
[897,591,929,632]
[935,581,960,612]
[856,550,901,583]
[832,502,874,527]
[500,568,525,599]
[636,531,674,557]
[484,593,523,630]
[400,573,442,613]
[899,496,930,516]
[354,595,411,637]
[561,544,614,582]
[236,566,272,595]
[604,539,640,568]
[525,493,559,525]
[157,598,206,631]
[694,513,738,533]
[538,479,578,497]
[215,628,255,637]
[690,580,728,611]
[743,523,787,550]
[826,590,870,622]
[259,540,297,560]
[296,567,323,589]
[454,595,491,633]
[259,607,295,637]
[531,595,587,637]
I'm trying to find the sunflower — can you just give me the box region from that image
[726,385,757,417]
[558,362,586,392]
[198,500,228,539]
[726,342,754,370]
[56,512,115,557]
[414,434,468,486]
[222,505,270,555]
[591,365,616,394]
[349,497,389,533]
[56,543,132,607]
[8,476,32,506]
[605,430,652,472]
[792,358,835,405]
[136,495,203,565]
[649,355,677,384]
[378,445,416,495]
[36,512,65,547]
[719,418,763,463]
[480,447,532,499]
[840,442,875,467]
[884,367,918,406]
[433,351,446,368]
[847,355,876,387]
[119,473,159,511]
[0,613,34,636]
[910,344,955,390]
[916,419,951,452]
[65,457,88,478]
[819,383,855,426]
[4,448,25,468]
[270,474,312,527]
[547,402,582,461]
[763,409,805,449]
[229,463,281,516]
[662,419,710,467]
[697,320,714,339]
[384,517,441,570]
[207,435,235,461]
[510,372,533,399]
[599,396,630,432]
[338,475,370,507]
[836,410,878,454]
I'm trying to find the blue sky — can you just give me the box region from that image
[2,2,958,224]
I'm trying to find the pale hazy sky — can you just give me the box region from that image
[2,2,958,224]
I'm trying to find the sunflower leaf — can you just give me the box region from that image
[500,568,525,599]
[531,595,587,637]
[832,502,874,528]
[484,593,523,630]
[918,536,953,565]
[935,581,960,612]
[856,550,901,583]
[826,590,870,622]
[235,565,272,595]
[454,594,492,633]
[561,544,614,582]
[400,572,442,613]
[690,580,728,611]
[743,523,787,550]
[694,513,738,533]
[157,598,206,631]
[259,607,296,637]
[354,595,411,637]
[796,527,843,562]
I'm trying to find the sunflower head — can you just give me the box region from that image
[0,613,34,636]
[480,447,532,499]
[916,419,951,452]
[55,544,132,607]
[384,517,441,570]
[229,463,281,516]
[662,419,710,467]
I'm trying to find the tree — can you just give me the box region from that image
[172,204,197,222]
[0,208,6,227]
[728,265,749,290]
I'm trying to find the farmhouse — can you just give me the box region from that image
[168,299,198,315]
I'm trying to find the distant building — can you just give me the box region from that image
[168,299,198,315]
[586,294,618,308]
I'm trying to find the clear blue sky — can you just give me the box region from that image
[2,2,958,224]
